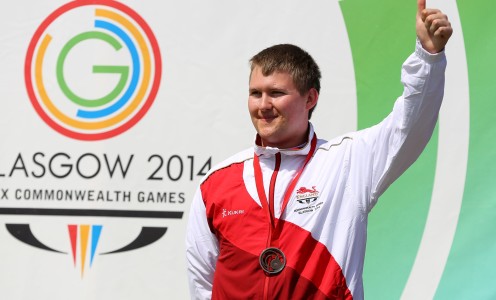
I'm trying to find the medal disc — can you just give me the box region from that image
[259,247,286,274]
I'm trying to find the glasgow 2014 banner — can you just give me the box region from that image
[0,0,493,299]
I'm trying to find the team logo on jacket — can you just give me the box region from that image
[294,186,323,215]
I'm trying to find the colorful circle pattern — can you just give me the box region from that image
[25,0,162,140]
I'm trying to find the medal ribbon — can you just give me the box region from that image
[253,134,317,245]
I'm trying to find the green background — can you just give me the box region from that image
[340,0,496,299]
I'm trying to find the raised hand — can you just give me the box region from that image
[416,0,453,53]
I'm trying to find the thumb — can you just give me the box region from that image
[417,0,426,14]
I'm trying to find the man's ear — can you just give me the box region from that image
[306,88,319,110]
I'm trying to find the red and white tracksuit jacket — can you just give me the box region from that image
[186,42,446,300]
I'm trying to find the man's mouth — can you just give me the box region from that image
[259,115,277,121]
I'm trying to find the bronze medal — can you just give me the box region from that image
[259,247,286,274]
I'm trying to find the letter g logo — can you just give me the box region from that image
[25,0,162,140]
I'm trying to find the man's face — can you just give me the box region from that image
[248,66,317,149]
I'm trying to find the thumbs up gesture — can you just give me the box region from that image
[416,0,453,53]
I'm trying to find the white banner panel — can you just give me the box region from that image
[0,1,353,299]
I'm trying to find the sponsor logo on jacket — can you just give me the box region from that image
[222,208,245,218]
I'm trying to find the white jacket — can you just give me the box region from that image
[186,41,447,300]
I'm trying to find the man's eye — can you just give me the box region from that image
[271,91,285,97]
[250,91,261,97]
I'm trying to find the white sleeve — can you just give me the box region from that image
[185,187,219,299]
[356,40,447,212]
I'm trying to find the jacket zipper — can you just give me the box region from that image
[263,153,281,300]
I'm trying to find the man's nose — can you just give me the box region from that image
[260,94,273,110]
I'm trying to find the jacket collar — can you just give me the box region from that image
[254,123,315,157]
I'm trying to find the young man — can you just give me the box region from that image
[186,0,452,299]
